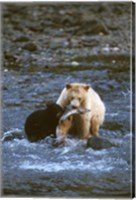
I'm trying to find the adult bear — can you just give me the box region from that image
[56,83,105,141]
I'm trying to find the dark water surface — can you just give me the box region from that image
[2,2,132,198]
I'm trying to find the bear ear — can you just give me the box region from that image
[84,85,90,91]
[46,101,54,108]
[66,83,72,89]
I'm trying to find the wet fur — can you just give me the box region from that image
[57,83,105,140]
[24,103,64,142]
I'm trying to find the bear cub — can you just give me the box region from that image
[24,103,64,142]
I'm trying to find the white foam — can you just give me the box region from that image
[19,158,114,173]
[86,148,108,155]
[3,128,22,135]
[106,112,119,117]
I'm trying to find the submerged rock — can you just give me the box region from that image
[22,42,38,51]
[87,136,115,150]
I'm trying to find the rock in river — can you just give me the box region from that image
[87,136,115,150]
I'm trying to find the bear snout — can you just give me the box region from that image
[70,99,80,108]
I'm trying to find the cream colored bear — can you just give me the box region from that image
[56,83,105,141]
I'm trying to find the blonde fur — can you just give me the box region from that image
[56,83,105,139]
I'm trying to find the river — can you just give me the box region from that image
[1,2,133,198]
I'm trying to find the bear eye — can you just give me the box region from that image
[57,112,61,118]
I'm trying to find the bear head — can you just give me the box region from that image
[46,102,64,120]
[65,83,90,109]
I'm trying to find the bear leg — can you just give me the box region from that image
[80,116,91,139]
[90,115,100,136]
[56,116,73,144]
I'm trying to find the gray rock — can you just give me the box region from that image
[22,43,38,52]
[14,36,30,42]
[87,136,115,150]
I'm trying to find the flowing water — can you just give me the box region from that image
[1,3,133,198]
